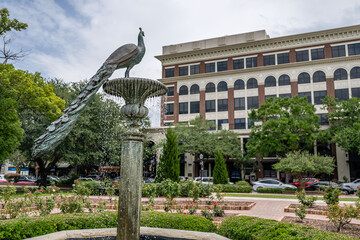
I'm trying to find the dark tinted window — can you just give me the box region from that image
[217,61,228,72]
[248,118,255,129]
[217,81,228,92]
[205,100,216,112]
[313,71,326,83]
[335,89,349,102]
[350,67,360,79]
[167,86,174,96]
[233,59,244,69]
[265,95,277,101]
[218,99,228,111]
[277,53,289,64]
[298,92,312,103]
[190,65,200,75]
[246,57,257,68]
[247,78,258,89]
[165,68,174,78]
[263,54,275,66]
[165,103,174,115]
[298,72,311,84]
[205,82,215,92]
[348,43,360,56]
[332,45,346,58]
[352,88,360,98]
[296,50,309,62]
[311,48,324,60]
[247,96,258,109]
[205,62,215,73]
[218,119,228,130]
[279,74,290,86]
[190,101,200,113]
[179,85,188,95]
[334,68,348,81]
[279,93,291,99]
[234,79,245,90]
[179,102,188,114]
[234,97,245,110]
[190,84,199,94]
[265,76,276,87]
[164,122,173,126]
[314,90,327,104]
[318,114,329,125]
[234,118,246,129]
[179,66,188,76]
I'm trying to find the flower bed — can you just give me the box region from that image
[284,203,328,215]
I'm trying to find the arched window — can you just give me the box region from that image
[217,81,228,92]
[298,72,310,84]
[234,79,245,90]
[279,74,290,86]
[205,82,215,93]
[190,84,199,94]
[247,78,258,89]
[313,71,326,83]
[334,68,348,81]
[350,67,360,79]
[179,85,188,95]
[264,76,276,87]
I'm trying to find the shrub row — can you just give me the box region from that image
[219,184,252,193]
[217,216,357,240]
[256,188,283,193]
[0,211,216,240]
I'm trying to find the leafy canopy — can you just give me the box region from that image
[0,8,28,36]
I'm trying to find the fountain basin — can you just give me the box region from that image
[25,227,230,240]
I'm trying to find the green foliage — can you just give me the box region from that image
[179,180,196,196]
[256,188,283,194]
[273,151,334,188]
[217,215,357,240]
[327,203,359,232]
[247,96,320,158]
[213,148,229,184]
[295,205,307,222]
[0,8,28,36]
[155,179,180,198]
[4,173,21,182]
[324,185,342,205]
[156,128,180,182]
[296,189,317,208]
[218,184,252,193]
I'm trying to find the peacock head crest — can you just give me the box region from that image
[139,27,145,37]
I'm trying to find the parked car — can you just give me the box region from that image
[339,179,360,191]
[289,178,319,188]
[0,174,7,183]
[201,177,213,184]
[143,177,155,183]
[36,176,59,186]
[252,179,297,191]
[18,175,37,183]
[78,177,94,181]
[305,182,354,195]
[86,175,101,181]
[318,181,338,188]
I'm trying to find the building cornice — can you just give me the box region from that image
[155,25,360,66]
[158,55,360,83]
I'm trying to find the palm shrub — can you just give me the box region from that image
[213,148,228,184]
[156,128,180,183]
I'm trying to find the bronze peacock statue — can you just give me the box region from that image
[32,28,146,158]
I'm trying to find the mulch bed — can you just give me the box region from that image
[281,216,360,239]
[285,203,328,215]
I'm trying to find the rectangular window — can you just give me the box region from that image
[246,57,257,68]
[218,119,228,130]
[263,54,275,66]
[205,62,215,73]
[332,45,346,58]
[190,65,200,75]
[179,66,188,76]
[247,118,254,129]
[164,122,173,126]
[277,53,289,64]
[205,100,216,112]
[247,96,258,109]
[234,97,245,110]
[352,87,360,98]
[165,68,174,78]
[233,59,244,69]
[279,93,291,99]
[207,120,216,131]
[314,90,327,105]
[190,101,200,113]
[311,48,324,60]
[335,89,349,102]
[265,95,277,101]
[217,99,228,111]
[179,102,188,114]
[296,50,309,62]
[348,43,360,56]
[165,103,174,115]
[167,86,174,97]
[234,118,246,129]
[298,92,312,103]
[217,61,228,72]
[318,114,329,125]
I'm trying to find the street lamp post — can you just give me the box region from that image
[199,154,204,178]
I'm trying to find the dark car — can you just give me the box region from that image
[36,176,59,186]
[305,182,354,195]
[18,175,37,183]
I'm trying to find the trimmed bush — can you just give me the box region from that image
[0,211,216,240]
[218,184,252,193]
[217,216,357,240]
[256,188,283,194]
[4,173,21,182]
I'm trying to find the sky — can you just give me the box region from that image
[2,0,360,126]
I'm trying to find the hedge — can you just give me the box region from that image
[256,188,283,194]
[217,216,357,240]
[219,184,252,193]
[0,211,216,240]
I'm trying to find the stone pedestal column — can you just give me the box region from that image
[117,132,144,240]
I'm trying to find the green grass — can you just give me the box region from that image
[223,193,358,202]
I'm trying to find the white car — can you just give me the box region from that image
[339,179,360,191]
[252,179,297,191]
[194,177,213,184]
[0,174,7,183]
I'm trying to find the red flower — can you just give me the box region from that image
[39,190,43,193]
[184,212,187,215]
[213,202,217,206]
